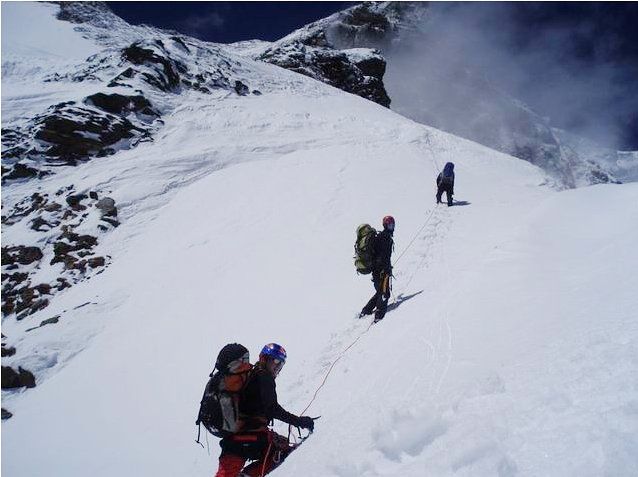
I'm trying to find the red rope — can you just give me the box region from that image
[259,434,274,477]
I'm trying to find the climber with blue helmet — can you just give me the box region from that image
[214,343,316,477]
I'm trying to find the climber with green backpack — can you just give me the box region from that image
[355,215,395,322]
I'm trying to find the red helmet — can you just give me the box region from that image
[382,215,395,231]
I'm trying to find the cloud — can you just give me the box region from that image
[177,9,226,39]
[384,3,638,149]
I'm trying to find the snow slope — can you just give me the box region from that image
[3,4,638,477]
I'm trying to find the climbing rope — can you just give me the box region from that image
[300,320,375,416]
[392,207,437,267]
[297,132,444,417]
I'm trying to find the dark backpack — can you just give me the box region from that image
[441,162,455,184]
[196,343,253,439]
[354,224,377,275]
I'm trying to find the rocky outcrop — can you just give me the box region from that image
[2,32,262,183]
[1,188,114,320]
[260,45,390,107]
[256,3,398,108]
[1,344,16,357]
[1,366,36,389]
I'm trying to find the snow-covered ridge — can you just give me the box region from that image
[2,3,638,477]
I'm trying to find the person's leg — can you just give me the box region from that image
[436,185,443,203]
[215,453,247,477]
[361,272,382,315]
[241,433,293,476]
[446,186,453,206]
[361,293,378,315]
[373,297,388,322]
[373,273,390,322]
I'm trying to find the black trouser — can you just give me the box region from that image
[436,183,453,206]
[362,270,390,321]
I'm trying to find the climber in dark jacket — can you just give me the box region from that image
[436,162,455,206]
[215,343,315,477]
[360,215,395,322]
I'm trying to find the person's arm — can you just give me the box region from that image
[258,372,314,430]
[382,234,393,273]
[258,372,301,426]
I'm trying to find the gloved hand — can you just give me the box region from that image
[297,416,315,432]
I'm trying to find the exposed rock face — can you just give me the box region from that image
[34,103,152,164]
[1,189,113,320]
[3,11,262,184]
[256,3,396,108]
[1,246,43,266]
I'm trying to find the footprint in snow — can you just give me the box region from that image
[372,408,448,462]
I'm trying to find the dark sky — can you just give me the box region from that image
[107,2,353,43]
[107,2,638,149]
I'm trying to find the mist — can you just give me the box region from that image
[383,2,638,151]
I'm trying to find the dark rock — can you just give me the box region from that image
[2,272,28,285]
[170,36,191,52]
[95,197,117,217]
[1,345,16,357]
[44,202,63,212]
[33,103,149,166]
[56,278,71,291]
[15,288,36,317]
[40,315,60,326]
[1,297,15,315]
[85,93,159,117]
[89,191,99,200]
[2,163,40,182]
[34,283,52,295]
[30,298,49,314]
[1,366,36,389]
[56,1,116,25]
[74,234,98,249]
[260,44,390,108]
[66,194,88,208]
[121,43,181,92]
[352,55,386,78]
[61,209,77,220]
[30,216,54,232]
[88,256,106,268]
[52,241,73,260]
[26,315,60,332]
[1,246,43,266]
[63,255,79,270]
[100,216,120,228]
[234,81,250,96]
[2,408,12,420]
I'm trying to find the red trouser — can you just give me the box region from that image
[214,431,286,477]
[214,453,279,477]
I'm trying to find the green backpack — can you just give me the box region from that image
[354,224,377,274]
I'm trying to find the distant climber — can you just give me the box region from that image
[208,343,316,477]
[359,215,395,322]
[436,162,455,206]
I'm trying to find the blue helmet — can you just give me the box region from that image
[259,343,287,363]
